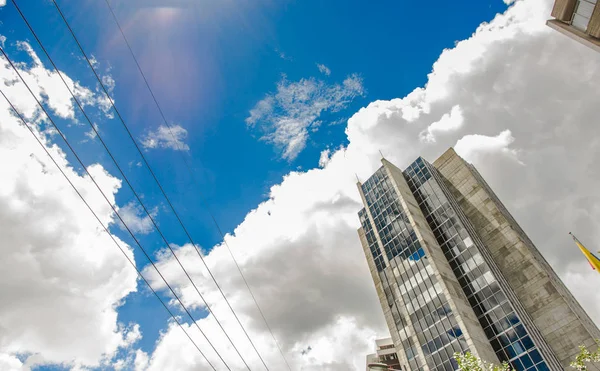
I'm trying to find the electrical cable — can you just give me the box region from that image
[0,88,213,369]
[13,0,258,367]
[10,1,255,368]
[0,45,228,370]
[48,0,276,368]
[102,1,292,368]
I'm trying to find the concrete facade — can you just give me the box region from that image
[358,149,600,371]
[433,148,600,370]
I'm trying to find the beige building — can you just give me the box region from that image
[366,337,402,370]
[357,149,600,371]
[547,0,600,52]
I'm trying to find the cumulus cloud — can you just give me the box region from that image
[419,104,464,142]
[141,0,600,369]
[4,0,600,369]
[246,74,364,160]
[317,63,331,76]
[0,36,139,369]
[141,124,190,151]
[454,129,522,164]
[7,41,110,120]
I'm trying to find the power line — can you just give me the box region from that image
[0,45,226,370]
[102,1,292,369]
[0,88,213,369]
[49,0,275,368]
[9,1,248,368]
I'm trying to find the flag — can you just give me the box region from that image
[570,233,600,272]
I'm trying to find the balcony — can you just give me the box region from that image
[547,0,600,52]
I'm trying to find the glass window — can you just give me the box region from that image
[529,350,543,365]
[515,325,527,338]
[521,336,534,350]
[537,362,550,371]
[498,334,511,347]
[496,350,507,362]
[513,340,526,355]
[520,354,533,369]
[433,351,443,365]
[572,0,596,31]
[511,358,524,371]
[505,344,518,359]
[507,312,520,326]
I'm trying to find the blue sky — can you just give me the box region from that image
[9,0,508,234]
[6,0,578,369]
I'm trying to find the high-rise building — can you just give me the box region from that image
[357,148,600,371]
[547,0,600,52]
[366,337,402,370]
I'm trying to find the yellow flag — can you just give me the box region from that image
[571,233,600,272]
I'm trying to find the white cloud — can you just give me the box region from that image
[123,323,143,347]
[419,104,464,142]
[134,349,150,371]
[142,0,600,369]
[246,74,364,160]
[6,41,109,120]
[455,129,522,164]
[3,0,600,369]
[117,201,158,235]
[0,354,22,371]
[317,63,331,76]
[0,35,139,369]
[318,148,331,167]
[141,124,190,151]
[0,0,5,7]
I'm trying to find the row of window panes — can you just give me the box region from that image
[363,175,393,206]
[390,255,441,323]
[437,220,542,369]
[382,224,417,252]
[385,237,423,264]
[400,268,437,301]
[363,181,431,371]
[405,282,443,314]
[385,252,466,369]
[367,193,397,224]
[381,267,436,371]
[412,304,455,341]
[378,211,410,246]
[376,203,454,371]
[405,157,428,175]
[510,349,548,371]
[376,212,468,370]
[410,297,449,326]
[399,264,435,295]
[422,333,462,359]
[368,188,397,218]
[416,314,460,347]
[414,185,547,370]
[409,165,551,371]
[361,167,388,192]
[372,206,405,235]
[424,338,465,371]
